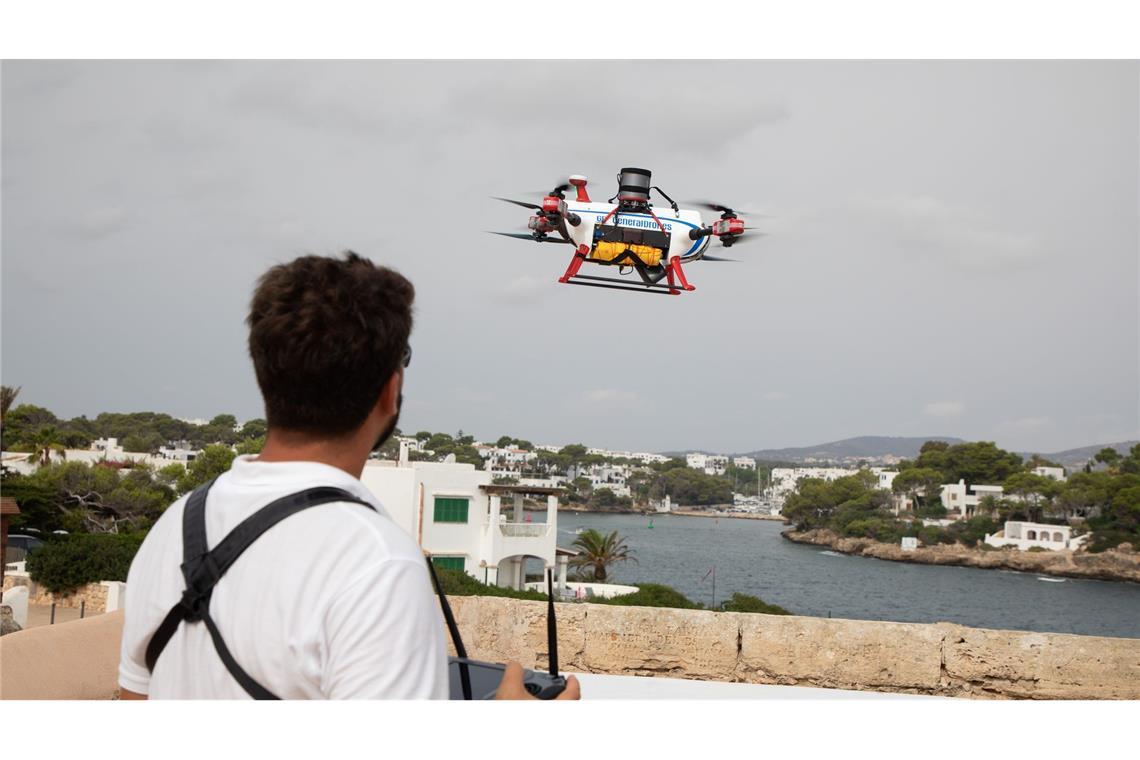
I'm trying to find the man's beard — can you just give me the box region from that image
[372,393,403,452]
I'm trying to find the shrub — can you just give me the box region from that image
[591,582,701,610]
[1085,528,1140,554]
[945,516,1000,547]
[720,592,791,615]
[842,517,903,543]
[917,526,947,546]
[1026,546,1048,553]
[432,567,547,602]
[26,532,145,595]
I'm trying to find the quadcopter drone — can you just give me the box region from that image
[491,167,761,296]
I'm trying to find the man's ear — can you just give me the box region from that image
[376,369,403,417]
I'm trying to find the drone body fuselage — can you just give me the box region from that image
[560,201,711,264]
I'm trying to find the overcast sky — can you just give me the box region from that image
[2,61,1137,455]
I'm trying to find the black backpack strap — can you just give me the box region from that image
[425,556,471,700]
[144,479,375,700]
[145,479,217,674]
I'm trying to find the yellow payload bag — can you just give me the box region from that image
[628,244,663,267]
[590,241,663,267]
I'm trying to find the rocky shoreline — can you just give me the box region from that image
[782,528,1140,584]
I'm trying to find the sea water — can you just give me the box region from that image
[552,512,1140,639]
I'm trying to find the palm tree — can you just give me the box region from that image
[31,425,66,467]
[570,529,636,582]
[0,385,20,428]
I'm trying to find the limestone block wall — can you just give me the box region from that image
[447,596,1140,700]
[1,575,109,613]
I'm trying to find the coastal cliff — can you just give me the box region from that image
[782,528,1140,584]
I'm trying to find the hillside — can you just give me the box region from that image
[668,435,1137,468]
[740,435,963,462]
[1029,440,1139,470]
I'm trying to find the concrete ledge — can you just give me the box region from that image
[3,599,1137,700]
[448,597,1140,700]
[939,624,1140,699]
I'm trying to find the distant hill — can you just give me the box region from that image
[739,436,963,463]
[663,436,1137,468]
[1028,440,1139,470]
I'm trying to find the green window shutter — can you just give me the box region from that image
[431,556,465,572]
[433,497,469,523]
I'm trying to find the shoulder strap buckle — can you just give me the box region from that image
[178,551,222,622]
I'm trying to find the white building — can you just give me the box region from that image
[633,452,669,464]
[984,521,1084,551]
[1032,466,1067,481]
[157,444,201,462]
[769,467,857,499]
[940,480,1004,518]
[686,452,727,475]
[874,469,899,491]
[358,453,568,593]
[476,445,537,466]
[396,435,425,453]
[732,456,756,470]
[91,438,125,459]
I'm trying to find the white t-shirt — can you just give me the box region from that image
[118,455,448,699]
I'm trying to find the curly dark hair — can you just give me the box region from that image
[247,252,414,435]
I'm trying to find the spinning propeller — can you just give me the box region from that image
[690,200,767,247]
[488,231,572,244]
[492,197,542,210]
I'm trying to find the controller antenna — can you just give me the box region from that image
[546,568,559,677]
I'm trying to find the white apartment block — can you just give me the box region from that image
[359,454,569,592]
[732,457,756,470]
[769,467,857,498]
[633,452,669,464]
[475,445,538,469]
[984,521,1084,551]
[686,453,728,475]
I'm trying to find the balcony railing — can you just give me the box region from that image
[499,522,549,538]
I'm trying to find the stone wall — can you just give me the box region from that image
[447,596,1140,699]
[1,575,109,613]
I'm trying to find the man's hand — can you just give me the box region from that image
[494,661,581,700]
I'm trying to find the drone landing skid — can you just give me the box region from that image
[563,273,681,296]
[557,247,695,296]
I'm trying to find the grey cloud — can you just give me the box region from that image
[449,62,788,157]
[496,274,547,306]
[856,195,1038,272]
[67,207,130,240]
[923,401,966,418]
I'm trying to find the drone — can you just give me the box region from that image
[491,167,761,296]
